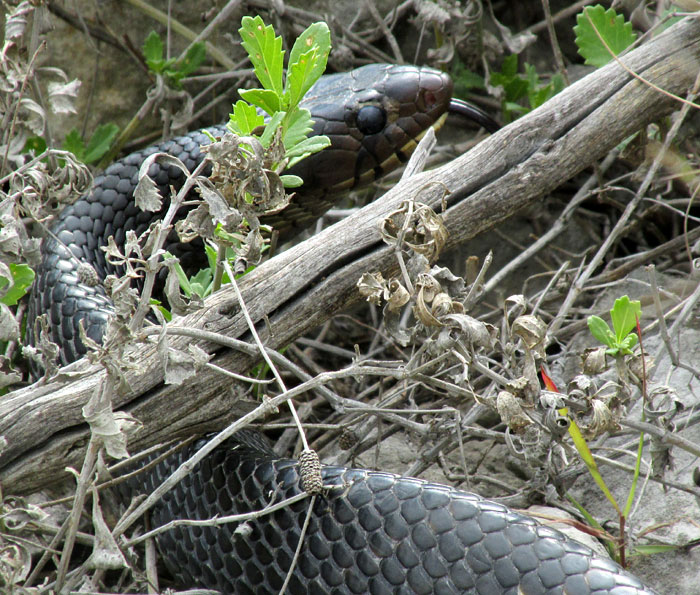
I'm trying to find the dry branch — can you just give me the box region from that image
[2,17,699,495]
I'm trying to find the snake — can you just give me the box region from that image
[26,64,657,594]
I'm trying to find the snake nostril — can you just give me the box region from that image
[356,105,387,135]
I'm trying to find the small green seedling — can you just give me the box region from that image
[227,15,332,188]
[142,31,206,87]
[574,5,637,68]
[489,55,564,122]
[587,295,641,356]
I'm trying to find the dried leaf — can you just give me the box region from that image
[357,271,386,306]
[496,391,531,431]
[163,256,203,316]
[0,303,19,342]
[386,279,410,312]
[133,173,162,212]
[47,78,81,114]
[175,203,216,242]
[383,305,411,346]
[5,2,33,39]
[511,315,546,353]
[159,331,210,385]
[85,487,128,570]
[197,179,242,230]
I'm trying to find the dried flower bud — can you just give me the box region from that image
[338,428,359,450]
[77,263,99,287]
[298,449,323,494]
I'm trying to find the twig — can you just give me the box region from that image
[222,259,310,451]
[279,495,316,595]
[54,436,100,591]
[485,148,619,295]
[540,0,570,85]
[123,492,311,546]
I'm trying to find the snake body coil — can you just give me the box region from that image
[27,64,656,594]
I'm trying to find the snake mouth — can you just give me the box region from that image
[448,98,501,133]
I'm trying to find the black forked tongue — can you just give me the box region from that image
[448,98,501,133]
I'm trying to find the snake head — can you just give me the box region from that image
[289,64,454,196]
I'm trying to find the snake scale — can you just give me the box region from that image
[27,64,657,594]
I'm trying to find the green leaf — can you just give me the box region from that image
[239,15,284,95]
[238,88,281,116]
[610,295,641,343]
[63,128,85,161]
[282,108,314,150]
[228,100,265,136]
[619,332,639,355]
[259,111,285,148]
[204,244,218,271]
[451,62,486,97]
[0,264,35,306]
[285,134,331,163]
[23,135,46,156]
[563,411,620,514]
[587,315,616,349]
[82,123,119,164]
[285,22,331,107]
[143,31,165,72]
[150,299,172,322]
[177,42,206,78]
[189,268,212,299]
[280,174,304,188]
[574,5,637,68]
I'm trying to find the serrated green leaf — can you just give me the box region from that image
[619,332,639,354]
[574,5,637,68]
[143,31,165,71]
[177,42,206,78]
[285,22,331,107]
[63,128,85,160]
[82,123,119,164]
[610,295,641,342]
[451,62,486,97]
[228,100,265,136]
[259,111,284,148]
[499,53,519,78]
[239,15,284,95]
[286,136,330,168]
[285,134,331,159]
[280,174,304,188]
[282,108,314,150]
[587,315,617,348]
[238,88,281,116]
[1,264,35,306]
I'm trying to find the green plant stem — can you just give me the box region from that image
[124,0,236,70]
[212,241,226,294]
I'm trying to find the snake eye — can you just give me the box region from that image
[356,105,386,135]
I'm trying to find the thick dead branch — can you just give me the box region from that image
[2,17,699,495]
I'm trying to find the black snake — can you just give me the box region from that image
[26,64,656,594]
